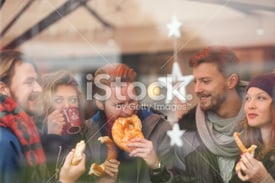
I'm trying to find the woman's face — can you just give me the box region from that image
[245,87,272,128]
[52,85,79,110]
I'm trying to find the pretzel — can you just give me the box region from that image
[112,114,144,152]
[71,140,86,165]
[88,136,117,176]
[233,132,257,172]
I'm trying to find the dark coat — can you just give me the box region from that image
[172,107,224,183]
[36,113,84,178]
[85,108,172,183]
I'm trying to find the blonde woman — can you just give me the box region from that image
[36,70,86,179]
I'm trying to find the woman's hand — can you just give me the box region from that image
[127,138,160,169]
[47,109,65,135]
[237,152,270,183]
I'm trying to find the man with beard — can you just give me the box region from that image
[0,50,85,183]
[150,46,247,183]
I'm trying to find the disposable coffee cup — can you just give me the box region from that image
[62,107,81,134]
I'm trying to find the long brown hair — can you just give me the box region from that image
[271,103,275,144]
[242,74,275,159]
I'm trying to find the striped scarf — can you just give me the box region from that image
[0,94,46,166]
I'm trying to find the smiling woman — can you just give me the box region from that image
[231,73,275,183]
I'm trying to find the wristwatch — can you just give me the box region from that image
[151,161,163,175]
[153,161,161,169]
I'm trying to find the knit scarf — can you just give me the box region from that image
[196,102,245,158]
[0,94,46,166]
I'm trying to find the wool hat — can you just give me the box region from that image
[246,73,275,100]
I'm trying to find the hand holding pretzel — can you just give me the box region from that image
[60,149,86,183]
[71,140,86,165]
[237,152,270,183]
[112,114,144,152]
[88,136,119,178]
[233,132,257,172]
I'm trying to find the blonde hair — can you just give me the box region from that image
[37,70,85,130]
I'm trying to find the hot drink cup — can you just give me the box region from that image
[62,107,81,134]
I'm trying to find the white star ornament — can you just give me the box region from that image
[167,16,182,38]
[167,123,184,146]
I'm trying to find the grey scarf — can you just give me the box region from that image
[196,91,246,157]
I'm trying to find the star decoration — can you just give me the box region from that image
[157,16,193,104]
[158,62,194,103]
[167,16,182,38]
[167,123,184,147]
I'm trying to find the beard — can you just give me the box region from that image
[198,92,226,112]
[10,90,40,116]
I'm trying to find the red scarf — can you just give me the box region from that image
[0,94,46,166]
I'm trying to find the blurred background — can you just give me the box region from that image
[1,0,275,121]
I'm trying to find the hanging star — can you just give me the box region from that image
[171,61,194,84]
[167,16,182,38]
[167,123,184,146]
[157,15,193,104]
[158,62,194,104]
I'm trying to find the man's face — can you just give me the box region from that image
[10,62,42,115]
[99,83,138,123]
[193,62,228,112]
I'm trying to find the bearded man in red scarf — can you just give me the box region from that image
[0,50,85,183]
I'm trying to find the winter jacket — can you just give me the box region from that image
[151,107,237,183]
[0,127,24,183]
[174,107,225,183]
[85,108,172,183]
[0,127,48,183]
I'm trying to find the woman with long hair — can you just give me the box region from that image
[36,70,86,180]
[233,73,275,183]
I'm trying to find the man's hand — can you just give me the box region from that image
[59,150,86,183]
[104,159,120,178]
[127,138,160,169]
